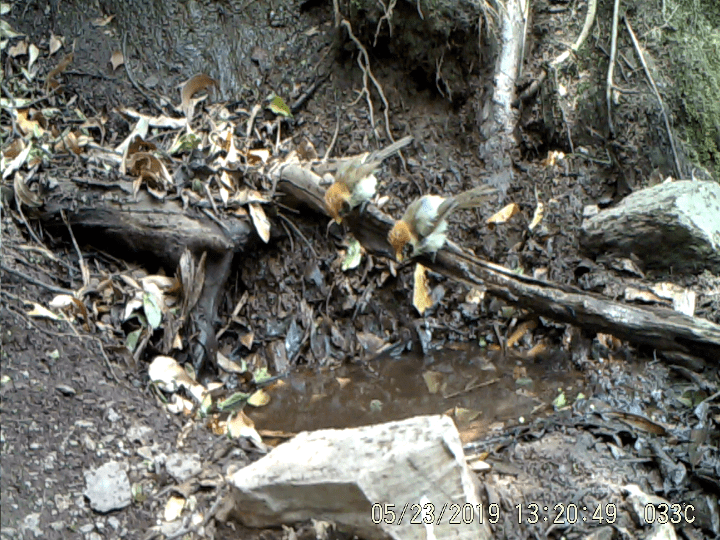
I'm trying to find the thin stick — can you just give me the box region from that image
[62,210,90,288]
[277,213,317,259]
[623,16,682,178]
[122,33,164,114]
[605,0,621,136]
[322,106,341,162]
[1,263,73,295]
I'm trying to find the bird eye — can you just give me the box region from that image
[340,200,352,215]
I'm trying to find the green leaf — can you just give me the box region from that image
[199,393,213,417]
[267,95,293,118]
[142,292,162,330]
[341,239,363,271]
[253,366,272,384]
[217,392,251,412]
[169,132,201,155]
[125,328,142,352]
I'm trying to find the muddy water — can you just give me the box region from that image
[249,346,585,439]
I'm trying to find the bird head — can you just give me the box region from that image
[388,220,414,262]
[324,182,352,223]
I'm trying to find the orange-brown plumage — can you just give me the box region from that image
[324,181,353,223]
[388,220,415,262]
[387,185,497,261]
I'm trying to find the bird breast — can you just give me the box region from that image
[413,195,446,236]
[349,174,377,207]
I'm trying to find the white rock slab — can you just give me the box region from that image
[227,415,490,540]
[581,180,720,273]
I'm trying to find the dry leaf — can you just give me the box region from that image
[247,389,270,407]
[181,73,217,119]
[240,332,254,349]
[15,109,45,137]
[246,148,270,164]
[26,302,63,321]
[45,52,73,91]
[249,203,270,243]
[528,201,545,231]
[487,202,520,225]
[91,14,115,26]
[506,320,537,349]
[49,33,63,55]
[126,152,173,194]
[8,39,27,57]
[227,410,263,444]
[2,139,25,161]
[164,496,185,522]
[423,370,443,394]
[216,352,245,374]
[55,131,82,154]
[110,50,124,71]
[3,143,32,180]
[121,108,186,129]
[413,263,432,315]
[28,44,40,70]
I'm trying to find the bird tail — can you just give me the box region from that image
[335,158,379,188]
[436,184,497,223]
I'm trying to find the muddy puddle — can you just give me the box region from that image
[250,345,586,439]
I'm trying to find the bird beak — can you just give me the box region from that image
[334,216,343,225]
[395,250,404,262]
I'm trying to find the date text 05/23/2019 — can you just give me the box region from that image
[370,502,695,526]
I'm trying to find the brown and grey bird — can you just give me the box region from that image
[323,136,413,223]
[388,185,497,262]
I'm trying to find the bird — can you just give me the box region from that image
[323,135,414,223]
[323,157,380,223]
[388,185,497,262]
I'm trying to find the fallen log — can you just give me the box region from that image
[32,176,250,375]
[271,162,720,364]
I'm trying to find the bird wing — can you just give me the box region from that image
[335,158,380,190]
[434,184,497,226]
[410,195,445,238]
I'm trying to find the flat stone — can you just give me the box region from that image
[227,415,489,540]
[581,180,720,274]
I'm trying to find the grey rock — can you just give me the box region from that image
[165,453,202,483]
[83,461,132,513]
[581,180,720,274]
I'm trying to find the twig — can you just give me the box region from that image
[278,216,295,252]
[443,377,500,399]
[277,213,317,259]
[122,33,164,115]
[1,263,73,295]
[340,19,401,162]
[290,72,330,115]
[62,210,90,288]
[243,103,262,151]
[322,105,341,162]
[374,0,397,46]
[94,335,122,384]
[606,0,621,136]
[623,16,682,178]
[551,0,598,66]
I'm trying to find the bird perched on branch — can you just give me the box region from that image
[323,135,414,223]
[323,157,381,223]
[388,185,497,262]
